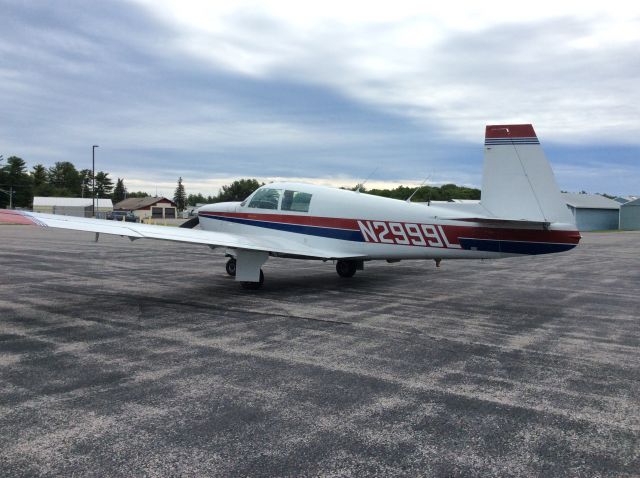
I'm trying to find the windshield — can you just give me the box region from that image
[243,187,313,212]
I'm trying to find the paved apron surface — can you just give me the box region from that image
[1,226,638,477]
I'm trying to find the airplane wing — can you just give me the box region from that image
[0,209,364,260]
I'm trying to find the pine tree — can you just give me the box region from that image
[0,156,7,208]
[47,162,81,196]
[79,169,93,198]
[94,171,114,198]
[2,156,32,207]
[31,164,47,187]
[0,156,11,208]
[0,155,5,186]
[30,164,52,198]
[173,177,187,211]
[112,178,126,203]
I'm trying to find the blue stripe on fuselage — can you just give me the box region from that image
[200,213,364,242]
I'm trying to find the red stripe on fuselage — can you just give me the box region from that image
[201,211,360,230]
[200,211,580,246]
[441,225,580,244]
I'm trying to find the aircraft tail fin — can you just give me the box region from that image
[481,124,574,225]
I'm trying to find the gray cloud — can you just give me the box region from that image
[0,1,638,195]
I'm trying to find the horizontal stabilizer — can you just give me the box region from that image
[445,217,552,229]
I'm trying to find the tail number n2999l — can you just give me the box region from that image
[357,220,461,248]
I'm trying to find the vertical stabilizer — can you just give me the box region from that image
[481,124,573,224]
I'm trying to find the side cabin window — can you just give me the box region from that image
[247,188,282,210]
[245,188,312,212]
[281,190,312,213]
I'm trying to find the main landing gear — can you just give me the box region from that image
[225,257,237,276]
[227,256,361,289]
[240,270,264,290]
[226,257,265,289]
[336,260,358,278]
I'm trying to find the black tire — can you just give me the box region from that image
[241,270,264,290]
[226,258,237,276]
[336,260,357,278]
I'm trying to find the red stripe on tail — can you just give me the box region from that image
[485,124,537,138]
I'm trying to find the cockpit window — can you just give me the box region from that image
[281,190,312,212]
[247,188,282,210]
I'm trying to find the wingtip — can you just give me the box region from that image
[0,209,38,225]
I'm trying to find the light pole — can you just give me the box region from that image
[92,145,99,217]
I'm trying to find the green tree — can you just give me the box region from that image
[173,177,187,211]
[31,164,49,193]
[31,164,56,198]
[187,193,206,206]
[47,162,81,196]
[1,156,32,207]
[188,193,217,205]
[94,171,114,198]
[216,178,263,202]
[79,169,93,198]
[366,183,481,202]
[127,191,150,198]
[341,183,367,192]
[112,178,126,203]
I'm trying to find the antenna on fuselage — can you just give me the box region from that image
[356,166,379,193]
[405,175,432,202]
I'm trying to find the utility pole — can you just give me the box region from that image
[92,145,99,217]
[0,155,6,208]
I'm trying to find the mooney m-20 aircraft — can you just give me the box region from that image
[0,124,580,289]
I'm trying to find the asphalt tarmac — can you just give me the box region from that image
[0,226,638,477]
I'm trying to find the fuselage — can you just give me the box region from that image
[197,182,580,261]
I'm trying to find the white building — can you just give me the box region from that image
[113,197,178,221]
[561,193,620,231]
[620,198,640,230]
[32,197,113,218]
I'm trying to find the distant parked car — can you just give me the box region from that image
[106,211,139,222]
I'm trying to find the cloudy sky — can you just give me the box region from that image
[1,0,638,196]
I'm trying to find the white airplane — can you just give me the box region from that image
[0,124,580,289]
